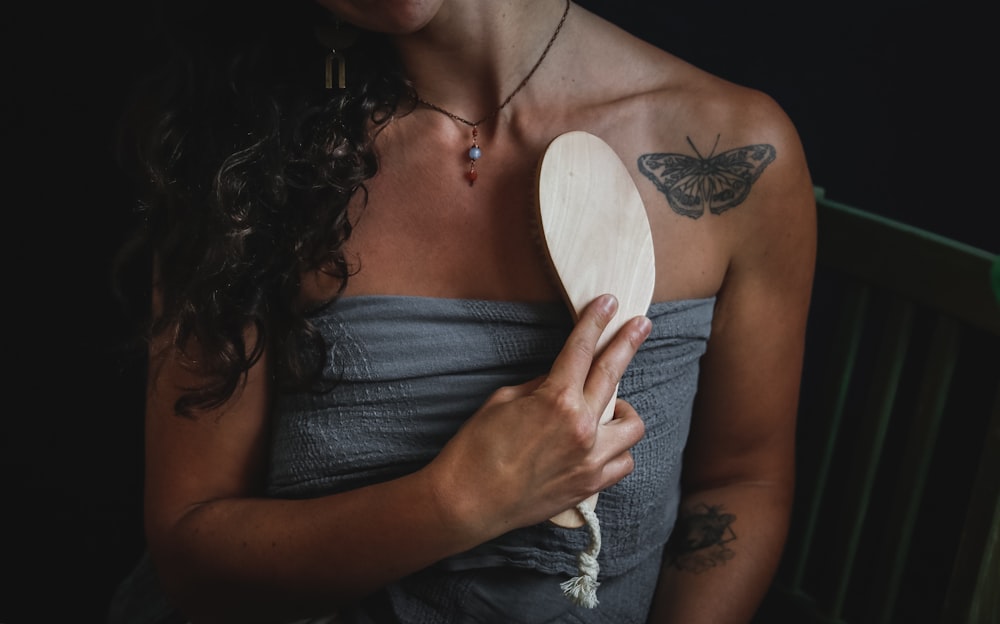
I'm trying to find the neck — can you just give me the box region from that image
[393,0,571,120]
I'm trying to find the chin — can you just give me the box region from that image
[314,0,443,34]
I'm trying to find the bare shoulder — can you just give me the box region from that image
[564,6,815,299]
[570,5,811,209]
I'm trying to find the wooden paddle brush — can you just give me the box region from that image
[534,130,656,529]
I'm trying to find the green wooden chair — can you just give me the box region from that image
[753,188,1000,624]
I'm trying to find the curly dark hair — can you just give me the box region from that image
[113,0,414,416]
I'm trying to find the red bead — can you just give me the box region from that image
[466,169,478,185]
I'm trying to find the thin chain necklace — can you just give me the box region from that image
[415,0,571,186]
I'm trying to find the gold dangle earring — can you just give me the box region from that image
[315,18,360,89]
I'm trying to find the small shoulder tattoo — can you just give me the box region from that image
[664,503,737,573]
[637,135,776,219]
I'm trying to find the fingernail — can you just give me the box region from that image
[637,316,652,336]
[597,294,618,315]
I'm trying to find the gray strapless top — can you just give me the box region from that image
[108,295,716,624]
[265,295,715,621]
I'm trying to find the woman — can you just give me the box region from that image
[108,0,816,622]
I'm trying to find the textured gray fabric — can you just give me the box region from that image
[108,296,715,624]
[267,295,715,622]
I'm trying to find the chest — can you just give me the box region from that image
[324,120,729,303]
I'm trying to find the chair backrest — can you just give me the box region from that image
[754,188,1000,624]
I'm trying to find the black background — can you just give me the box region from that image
[2,1,993,622]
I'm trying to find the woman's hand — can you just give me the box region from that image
[425,294,652,538]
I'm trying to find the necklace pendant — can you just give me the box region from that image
[466,126,481,186]
[414,0,570,189]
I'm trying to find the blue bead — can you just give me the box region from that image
[469,146,482,160]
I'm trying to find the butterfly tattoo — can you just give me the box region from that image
[637,135,776,219]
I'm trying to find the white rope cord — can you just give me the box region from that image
[560,501,602,608]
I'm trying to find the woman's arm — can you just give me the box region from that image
[143,294,650,623]
[647,95,816,624]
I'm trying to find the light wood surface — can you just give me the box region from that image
[535,130,656,528]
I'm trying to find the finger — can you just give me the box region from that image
[546,294,619,389]
[583,315,651,408]
[607,398,646,440]
[597,449,638,490]
[591,400,645,481]
[600,399,646,444]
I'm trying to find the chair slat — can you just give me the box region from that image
[831,297,913,617]
[872,317,960,624]
[943,386,1000,624]
[789,283,870,590]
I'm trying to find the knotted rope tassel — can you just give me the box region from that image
[560,502,602,608]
